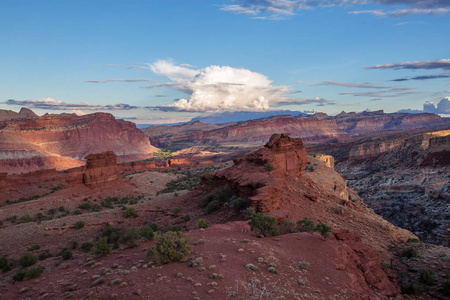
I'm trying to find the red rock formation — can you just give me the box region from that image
[0,110,158,173]
[212,133,307,212]
[334,230,400,297]
[83,151,119,188]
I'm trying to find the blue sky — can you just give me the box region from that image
[1,0,449,124]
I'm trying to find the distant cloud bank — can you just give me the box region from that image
[2,98,138,111]
[143,60,332,112]
[365,59,450,70]
[398,97,450,114]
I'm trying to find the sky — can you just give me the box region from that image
[0,0,449,124]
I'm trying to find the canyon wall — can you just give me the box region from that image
[0,109,158,174]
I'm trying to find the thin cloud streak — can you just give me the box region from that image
[85,79,153,84]
[365,59,450,70]
[315,80,391,89]
[2,98,138,111]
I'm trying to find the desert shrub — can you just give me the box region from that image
[119,228,140,248]
[78,202,92,210]
[58,206,66,212]
[148,231,192,265]
[316,223,332,240]
[249,213,280,237]
[280,219,296,233]
[206,200,221,214]
[123,207,138,218]
[18,214,34,223]
[13,265,45,281]
[243,207,256,219]
[28,244,40,251]
[61,248,73,260]
[147,223,158,232]
[196,218,208,229]
[402,247,418,258]
[38,250,51,261]
[81,242,94,252]
[139,226,155,240]
[407,238,420,243]
[182,213,190,221]
[172,207,181,214]
[74,221,85,229]
[231,197,248,211]
[441,277,450,296]
[70,240,78,249]
[0,220,3,227]
[167,224,183,233]
[19,253,37,268]
[296,218,316,233]
[263,163,274,172]
[93,237,111,256]
[420,269,435,285]
[73,209,82,215]
[201,186,233,209]
[407,283,424,295]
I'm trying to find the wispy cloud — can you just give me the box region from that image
[370,98,383,101]
[339,87,417,97]
[365,59,450,70]
[85,79,153,84]
[274,97,336,107]
[144,60,308,112]
[125,65,150,70]
[391,73,450,81]
[315,80,391,89]
[222,0,450,19]
[2,98,138,111]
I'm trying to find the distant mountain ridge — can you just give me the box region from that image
[190,110,307,124]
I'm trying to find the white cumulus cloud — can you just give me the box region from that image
[145,60,321,112]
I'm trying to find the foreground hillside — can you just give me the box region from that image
[0,109,158,174]
[1,134,449,299]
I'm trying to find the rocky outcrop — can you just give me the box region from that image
[211,134,308,212]
[0,107,38,121]
[0,109,158,173]
[83,152,119,188]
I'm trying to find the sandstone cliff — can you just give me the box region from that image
[0,110,158,173]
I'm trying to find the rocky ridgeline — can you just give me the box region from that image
[0,109,158,174]
[145,111,449,150]
[336,130,450,246]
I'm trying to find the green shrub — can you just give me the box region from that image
[93,237,111,256]
[119,228,140,248]
[182,213,190,221]
[18,214,34,223]
[420,269,435,285]
[13,265,45,281]
[78,202,92,210]
[81,242,94,252]
[19,253,37,268]
[148,223,158,232]
[74,221,85,229]
[315,223,332,240]
[38,250,51,261]
[73,209,83,215]
[206,200,220,214]
[248,213,280,237]
[402,247,418,258]
[148,231,192,265]
[201,186,233,209]
[230,197,248,211]
[296,218,316,233]
[243,207,256,219]
[61,248,73,260]
[407,283,424,295]
[167,224,183,232]
[70,240,78,249]
[196,218,208,229]
[123,207,138,218]
[280,219,296,233]
[139,226,155,240]
[407,238,420,243]
[172,207,181,214]
[263,163,274,172]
